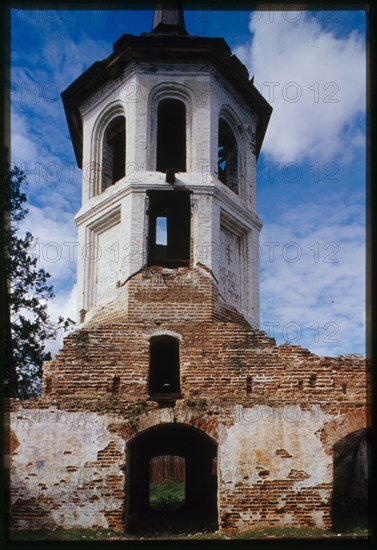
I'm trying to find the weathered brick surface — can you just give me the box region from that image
[9,10,368,535]
[7,269,369,534]
[42,323,368,415]
[219,482,332,532]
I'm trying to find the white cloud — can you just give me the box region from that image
[45,284,77,358]
[235,12,366,163]
[10,111,39,165]
[19,204,77,288]
[10,24,110,361]
[16,205,78,358]
[259,199,365,356]
[42,37,109,84]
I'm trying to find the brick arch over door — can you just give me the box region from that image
[319,406,371,454]
[119,409,219,443]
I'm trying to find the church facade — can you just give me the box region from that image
[6,6,369,535]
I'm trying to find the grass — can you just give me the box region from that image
[8,528,130,541]
[8,525,370,541]
[149,480,185,511]
[232,526,369,539]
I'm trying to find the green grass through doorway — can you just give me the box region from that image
[149,480,185,510]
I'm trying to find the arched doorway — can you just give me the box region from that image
[332,427,370,531]
[126,423,218,534]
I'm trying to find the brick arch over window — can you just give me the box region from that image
[147,84,193,172]
[90,102,126,197]
[217,107,244,196]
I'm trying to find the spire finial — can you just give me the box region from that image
[152,2,188,35]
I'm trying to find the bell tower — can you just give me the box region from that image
[11,5,368,538]
[62,3,272,328]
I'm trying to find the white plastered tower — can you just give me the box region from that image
[62,4,271,328]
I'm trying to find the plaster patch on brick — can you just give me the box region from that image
[221,405,332,487]
[9,410,125,530]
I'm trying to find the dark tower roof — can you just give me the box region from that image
[62,6,272,168]
[151,2,188,35]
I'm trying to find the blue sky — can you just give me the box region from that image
[10,6,366,357]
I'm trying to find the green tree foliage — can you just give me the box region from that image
[4,163,71,398]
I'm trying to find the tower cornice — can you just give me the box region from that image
[62,33,271,168]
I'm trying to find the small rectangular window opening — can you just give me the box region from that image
[112,375,120,395]
[149,335,180,398]
[147,190,191,268]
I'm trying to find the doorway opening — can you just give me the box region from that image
[126,423,218,534]
[332,428,370,532]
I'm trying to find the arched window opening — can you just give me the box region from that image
[149,336,181,399]
[218,118,238,193]
[157,99,186,173]
[102,116,125,191]
[149,455,185,511]
[147,190,191,268]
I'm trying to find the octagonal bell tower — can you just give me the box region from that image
[62,4,271,328]
[12,5,362,538]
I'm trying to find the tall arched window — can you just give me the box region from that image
[218,118,238,194]
[149,336,181,398]
[102,115,125,191]
[156,99,186,173]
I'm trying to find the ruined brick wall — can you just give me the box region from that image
[6,393,369,534]
[6,400,370,533]
[6,404,126,531]
[7,269,369,534]
[80,265,249,327]
[42,320,368,413]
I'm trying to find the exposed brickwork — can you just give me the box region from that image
[7,269,369,534]
[18,8,368,536]
[42,323,368,416]
[6,430,20,455]
[84,266,250,328]
[97,442,123,466]
[219,482,332,532]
